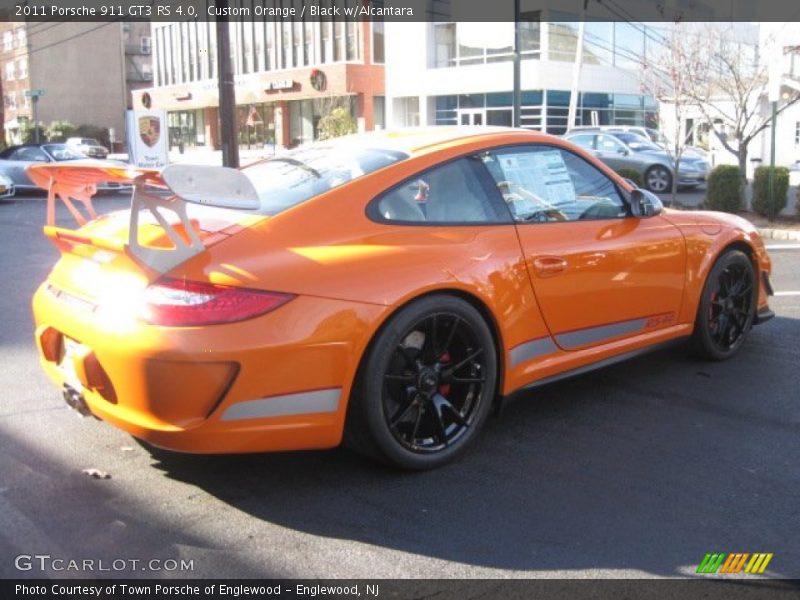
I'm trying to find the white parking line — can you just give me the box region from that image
[774,291,800,296]
[765,244,800,250]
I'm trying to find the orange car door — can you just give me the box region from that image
[481,144,686,351]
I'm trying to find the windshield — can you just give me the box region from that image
[43,144,85,161]
[243,144,408,215]
[610,133,661,152]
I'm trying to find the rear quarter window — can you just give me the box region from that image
[243,145,408,216]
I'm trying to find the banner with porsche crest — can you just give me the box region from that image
[126,110,169,169]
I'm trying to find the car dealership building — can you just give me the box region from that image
[133,17,385,151]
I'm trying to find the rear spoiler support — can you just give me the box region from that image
[46,181,97,227]
[128,177,205,274]
[29,162,261,275]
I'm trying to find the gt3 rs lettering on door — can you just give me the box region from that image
[481,144,686,351]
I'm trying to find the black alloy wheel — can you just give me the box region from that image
[691,250,757,360]
[346,295,497,470]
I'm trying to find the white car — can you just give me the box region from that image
[66,137,109,159]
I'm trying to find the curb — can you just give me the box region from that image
[757,228,800,241]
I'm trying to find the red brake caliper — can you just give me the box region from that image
[439,351,451,396]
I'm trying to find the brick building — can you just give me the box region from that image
[0,21,152,147]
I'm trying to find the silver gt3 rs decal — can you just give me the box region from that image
[221,388,341,421]
[509,337,559,367]
[510,316,657,366]
[555,318,648,350]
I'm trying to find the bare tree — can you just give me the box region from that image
[681,25,800,199]
[638,22,699,206]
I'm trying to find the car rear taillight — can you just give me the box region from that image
[142,277,294,326]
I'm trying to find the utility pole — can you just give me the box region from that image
[216,1,239,168]
[512,0,520,127]
[767,43,781,221]
[768,100,777,221]
[567,1,589,131]
[33,96,39,143]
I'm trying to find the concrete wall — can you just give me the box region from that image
[28,22,127,141]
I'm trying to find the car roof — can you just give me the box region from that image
[324,127,555,157]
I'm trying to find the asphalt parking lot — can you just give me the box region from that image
[1,191,798,580]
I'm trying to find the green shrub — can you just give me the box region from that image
[752,166,789,217]
[705,165,742,213]
[615,168,642,187]
[46,120,75,142]
[20,121,47,144]
[318,107,357,141]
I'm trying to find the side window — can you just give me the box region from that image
[372,157,509,224]
[568,134,595,151]
[597,134,626,154]
[481,146,627,222]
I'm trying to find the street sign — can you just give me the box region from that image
[24,89,45,98]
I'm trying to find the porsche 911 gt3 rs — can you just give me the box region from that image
[30,128,774,469]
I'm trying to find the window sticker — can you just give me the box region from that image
[498,150,576,205]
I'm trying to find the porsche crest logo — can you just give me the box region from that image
[139,116,161,148]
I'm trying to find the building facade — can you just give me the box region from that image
[384,19,659,134]
[0,21,152,147]
[134,14,385,151]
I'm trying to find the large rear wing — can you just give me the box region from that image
[27,162,261,274]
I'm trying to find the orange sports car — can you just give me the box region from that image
[30,128,774,469]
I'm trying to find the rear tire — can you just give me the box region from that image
[345,295,497,470]
[645,165,672,193]
[690,250,757,360]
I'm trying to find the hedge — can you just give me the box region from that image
[752,166,789,217]
[615,168,642,187]
[705,165,742,213]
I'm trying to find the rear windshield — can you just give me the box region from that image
[242,144,408,215]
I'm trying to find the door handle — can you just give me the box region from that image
[533,256,568,277]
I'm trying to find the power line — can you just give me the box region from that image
[2,20,121,63]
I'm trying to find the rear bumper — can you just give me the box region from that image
[33,282,383,454]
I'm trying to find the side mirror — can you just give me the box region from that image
[619,148,629,156]
[629,188,664,217]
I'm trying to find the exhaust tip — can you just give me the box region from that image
[62,385,93,418]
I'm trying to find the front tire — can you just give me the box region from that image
[690,250,757,360]
[346,295,497,470]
